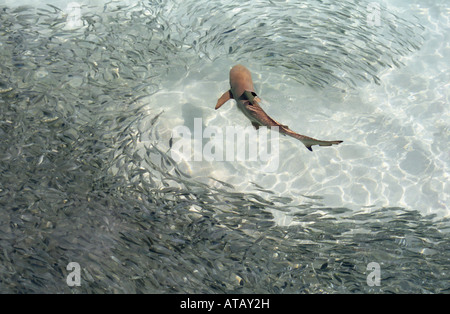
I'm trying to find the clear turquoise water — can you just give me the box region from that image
[0,0,448,293]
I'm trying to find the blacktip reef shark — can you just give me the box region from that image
[215,64,343,152]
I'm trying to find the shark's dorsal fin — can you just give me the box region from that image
[238,90,258,104]
[215,90,233,110]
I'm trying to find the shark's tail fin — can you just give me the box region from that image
[286,130,343,152]
[304,139,343,152]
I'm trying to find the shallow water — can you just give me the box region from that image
[0,0,449,293]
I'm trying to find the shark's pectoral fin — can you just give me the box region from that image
[215,90,233,110]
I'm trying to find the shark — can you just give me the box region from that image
[215,64,343,152]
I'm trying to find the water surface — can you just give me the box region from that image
[0,0,448,293]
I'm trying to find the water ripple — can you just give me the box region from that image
[0,1,447,294]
